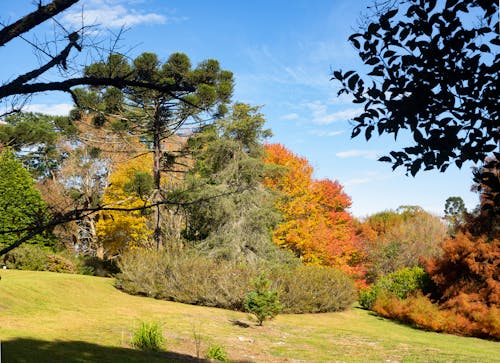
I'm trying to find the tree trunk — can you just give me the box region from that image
[152,107,163,250]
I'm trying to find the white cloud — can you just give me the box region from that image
[327,93,355,105]
[281,113,299,120]
[304,100,362,124]
[307,40,355,63]
[310,129,345,137]
[24,103,73,116]
[241,46,330,88]
[341,171,393,187]
[336,149,381,160]
[62,0,172,29]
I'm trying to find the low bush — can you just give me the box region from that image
[3,244,50,271]
[359,266,432,309]
[77,256,120,277]
[130,321,165,351]
[46,254,77,273]
[3,245,77,274]
[117,249,356,314]
[372,292,500,340]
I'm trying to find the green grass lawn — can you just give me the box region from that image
[0,269,498,362]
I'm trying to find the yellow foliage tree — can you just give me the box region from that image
[96,154,153,258]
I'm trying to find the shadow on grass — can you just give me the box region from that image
[1,338,253,363]
[229,319,251,328]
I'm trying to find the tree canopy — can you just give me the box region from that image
[332,0,499,176]
[0,149,53,253]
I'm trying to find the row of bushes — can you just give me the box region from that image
[2,244,118,276]
[115,248,356,314]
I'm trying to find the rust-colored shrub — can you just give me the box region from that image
[369,160,500,340]
[372,292,500,339]
[425,232,499,307]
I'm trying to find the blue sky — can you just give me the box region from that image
[1,0,480,217]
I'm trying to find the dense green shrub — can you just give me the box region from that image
[273,265,356,313]
[244,274,282,325]
[359,266,433,309]
[0,149,54,251]
[117,249,356,314]
[3,245,78,274]
[130,321,165,351]
[3,244,50,271]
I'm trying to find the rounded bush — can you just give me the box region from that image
[46,254,77,274]
[3,245,77,274]
[3,244,49,271]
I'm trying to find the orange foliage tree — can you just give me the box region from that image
[263,143,364,278]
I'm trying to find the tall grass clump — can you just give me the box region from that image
[130,321,165,351]
[205,344,229,362]
[116,249,254,310]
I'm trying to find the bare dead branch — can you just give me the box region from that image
[7,32,81,89]
[0,0,79,47]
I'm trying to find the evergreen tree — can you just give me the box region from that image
[183,103,288,263]
[0,112,76,178]
[0,149,52,252]
[75,52,234,250]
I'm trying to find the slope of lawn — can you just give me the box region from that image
[0,269,499,362]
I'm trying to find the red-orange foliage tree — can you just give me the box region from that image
[421,158,500,339]
[263,143,364,278]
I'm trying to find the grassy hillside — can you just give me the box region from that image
[0,270,498,362]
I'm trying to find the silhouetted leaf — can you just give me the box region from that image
[365,125,374,140]
[366,58,380,66]
[347,74,360,90]
[410,159,423,176]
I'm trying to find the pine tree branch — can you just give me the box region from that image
[0,77,195,102]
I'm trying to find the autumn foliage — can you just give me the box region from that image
[263,143,363,278]
[369,220,500,339]
[96,154,153,257]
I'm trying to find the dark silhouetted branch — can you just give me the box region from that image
[0,0,79,47]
